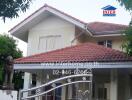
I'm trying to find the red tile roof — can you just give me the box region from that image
[87,22,127,35]
[9,4,127,36]
[15,43,132,64]
[9,4,86,32]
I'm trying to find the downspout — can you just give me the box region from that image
[84,24,93,36]
[71,30,85,45]
[71,24,93,45]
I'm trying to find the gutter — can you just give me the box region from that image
[84,24,93,36]
[14,62,132,70]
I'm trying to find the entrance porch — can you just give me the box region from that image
[17,67,132,100]
[14,43,132,100]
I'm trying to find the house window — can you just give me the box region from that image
[38,35,61,52]
[98,40,112,48]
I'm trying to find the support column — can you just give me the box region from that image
[110,69,118,100]
[68,85,72,99]
[35,72,43,100]
[62,86,66,100]
[23,72,32,98]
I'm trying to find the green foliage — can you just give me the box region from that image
[0,0,32,22]
[13,71,24,91]
[117,0,132,55]
[122,26,132,56]
[0,34,22,59]
[0,34,23,89]
[117,0,132,11]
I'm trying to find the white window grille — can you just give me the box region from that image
[38,35,61,52]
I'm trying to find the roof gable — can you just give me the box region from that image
[9,4,90,42]
[15,43,132,64]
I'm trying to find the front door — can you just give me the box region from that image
[42,83,62,100]
[95,83,110,100]
[42,85,53,100]
[55,83,62,100]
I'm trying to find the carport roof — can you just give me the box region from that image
[15,43,132,64]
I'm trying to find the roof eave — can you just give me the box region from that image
[93,33,123,37]
[9,4,92,42]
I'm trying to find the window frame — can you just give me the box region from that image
[98,40,112,48]
[38,35,61,52]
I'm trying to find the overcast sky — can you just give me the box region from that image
[0,0,131,56]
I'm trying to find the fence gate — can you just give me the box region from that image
[19,69,92,100]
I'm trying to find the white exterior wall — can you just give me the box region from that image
[0,90,18,100]
[23,14,126,100]
[24,15,75,100]
[27,15,75,55]
[112,38,123,51]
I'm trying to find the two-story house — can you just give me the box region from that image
[9,4,132,100]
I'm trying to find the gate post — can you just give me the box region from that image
[23,72,32,99]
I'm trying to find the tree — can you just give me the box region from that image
[117,0,132,11]
[122,26,132,56]
[117,0,132,55]
[0,34,23,90]
[117,0,132,24]
[0,0,32,22]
